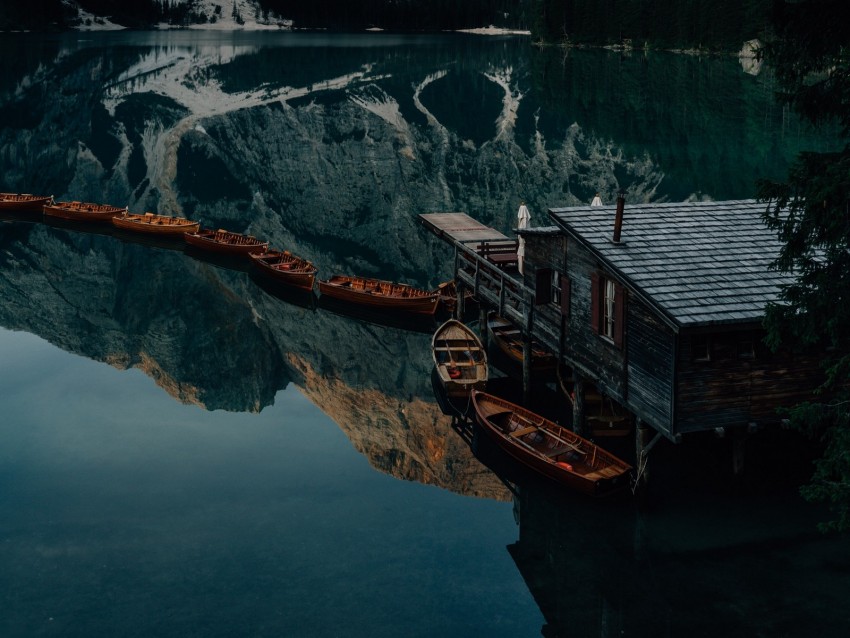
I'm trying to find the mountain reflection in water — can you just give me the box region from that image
[0,219,508,501]
[0,31,846,638]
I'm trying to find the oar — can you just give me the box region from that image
[513,412,586,455]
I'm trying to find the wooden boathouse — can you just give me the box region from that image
[421,198,824,475]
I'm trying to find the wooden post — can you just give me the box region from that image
[732,429,746,476]
[479,305,489,348]
[522,338,532,404]
[572,372,585,436]
[522,291,533,404]
[498,275,506,317]
[455,281,465,320]
[635,418,651,488]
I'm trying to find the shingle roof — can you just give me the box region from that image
[548,199,792,328]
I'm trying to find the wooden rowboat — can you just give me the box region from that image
[248,249,317,291]
[0,193,53,211]
[43,201,127,223]
[112,212,200,235]
[471,390,632,497]
[487,312,556,371]
[318,275,440,315]
[432,319,488,398]
[184,229,269,255]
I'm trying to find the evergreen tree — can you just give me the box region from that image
[527,0,771,51]
[758,0,850,532]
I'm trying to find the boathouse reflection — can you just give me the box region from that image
[479,434,850,638]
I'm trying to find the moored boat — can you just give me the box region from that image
[487,312,556,371]
[43,200,127,223]
[112,211,200,235]
[432,319,488,398]
[248,249,317,291]
[0,193,53,212]
[318,275,440,315]
[471,390,632,497]
[184,228,269,255]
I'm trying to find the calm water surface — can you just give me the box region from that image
[1,31,848,637]
[0,328,538,637]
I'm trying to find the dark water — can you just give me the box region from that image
[1,32,848,637]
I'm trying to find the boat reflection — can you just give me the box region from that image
[250,271,318,310]
[0,220,510,500]
[317,294,439,334]
[183,242,256,272]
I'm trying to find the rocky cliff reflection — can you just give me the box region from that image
[0,220,508,500]
[0,31,835,502]
[2,32,833,290]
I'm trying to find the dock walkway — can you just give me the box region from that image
[419,212,510,245]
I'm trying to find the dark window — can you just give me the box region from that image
[536,268,566,308]
[693,335,711,361]
[535,268,551,305]
[551,270,562,306]
[738,337,755,360]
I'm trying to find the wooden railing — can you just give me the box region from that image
[454,242,529,330]
[475,239,519,269]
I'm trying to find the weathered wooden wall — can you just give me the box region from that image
[522,233,566,355]
[675,330,826,433]
[626,297,675,435]
[561,239,627,398]
[501,230,828,440]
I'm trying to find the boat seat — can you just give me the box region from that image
[509,425,538,438]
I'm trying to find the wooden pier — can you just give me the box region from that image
[419,213,540,400]
[419,212,511,245]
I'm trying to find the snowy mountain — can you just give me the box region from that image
[67,0,292,31]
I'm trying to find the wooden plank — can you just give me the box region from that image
[419,212,510,245]
[509,425,539,438]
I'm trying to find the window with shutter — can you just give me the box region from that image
[550,270,561,306]
[592,272,626,348]
[603,279,616,339]
[536,268,566,308]
[613,282,626,348]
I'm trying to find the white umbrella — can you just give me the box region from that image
[591,193,603,207]
[517,203,530,274]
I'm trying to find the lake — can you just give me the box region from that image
[1,31,848,637]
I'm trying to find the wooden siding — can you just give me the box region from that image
[675,331,826,433]
[523,234,567,356]
[563,239,627,398]
[626,297,675,435]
